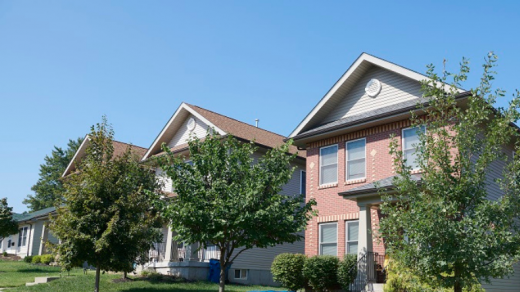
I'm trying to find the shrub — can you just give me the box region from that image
[302,255,340,292]
[141,270,150,277]
[31,255,41,264]
[24,256,33,263]
[41,254,55,265]
[147,271,164,282]
[271,253,307,292]
[337,254,358,291]
[2,251,7,257]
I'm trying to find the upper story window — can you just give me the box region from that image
[300,170,306,195]
[345,220,359,255]
[402,126,426,170]
[346,138,366,180]
[320,145,338,185]
[319,222,337,256]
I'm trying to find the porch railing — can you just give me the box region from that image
[149,242,167,262]
[175,245,220,262]
[348,251,387,292]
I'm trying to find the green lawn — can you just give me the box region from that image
[0,260,83,288]
[0,260,285,292]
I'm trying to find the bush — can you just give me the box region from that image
[271,253,307,292]
[2,251,7,257]
[41,254,55,265]
[337,254,358,291]
[31,255,41,264]
[24,256,33,263]
[302,255,340,292]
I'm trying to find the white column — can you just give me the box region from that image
[358,203,372,258]
[164,226,174,262]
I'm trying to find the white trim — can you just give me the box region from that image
[402,126,426,171]
[319,144,338,186]
[300,170,306,195]
[319,222,338,256]
[345,138,366,181]
[345,220,359,255]
[142,103,227,161]
[62,134,90,177]
[289,53,464,138]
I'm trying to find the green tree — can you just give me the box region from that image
[157,133,316,292]
[0,198,18,242]
[24,138,83,211]
[379,53,520,292]
[50,117,163,292]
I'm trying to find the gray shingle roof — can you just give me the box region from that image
[13,206,56,222]
[340,174,421,197]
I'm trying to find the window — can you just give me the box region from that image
[18,227,28,247]
[319,223,337,256]
[234,269,248,279]
[346,138,366,180]
[320,145,338,185]
[402,126,426,170]
[345,220,359,255]
[300,170,306,195]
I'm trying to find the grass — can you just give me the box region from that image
[0,260,83,288]
[0,260,286,292]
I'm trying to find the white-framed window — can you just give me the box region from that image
[300,170,306,195]
[18,227,28,247]
[320,145,338,185]
[234,269,248,280]
[319,222,337,256]
[345,220,359,255]
[402,126,426,170]
[346,138,366,181]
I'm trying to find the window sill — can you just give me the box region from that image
[318,183,338,190]
[345,178,366,185]
[410,169,423,174]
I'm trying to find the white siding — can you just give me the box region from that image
[156,168,173,193]
[321,66,423,124]
[167,115,210,148]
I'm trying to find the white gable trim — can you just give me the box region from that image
[141,103,226,161]
[289,53,463,138]
[62,134,90,177]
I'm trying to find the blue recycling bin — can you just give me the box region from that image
[208,259,221,283]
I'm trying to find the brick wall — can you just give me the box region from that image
[305,119,412,258]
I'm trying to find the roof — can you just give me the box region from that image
[142,103,304,160]
[339,174,422,198]
[292,91,472,141]
[63,137,147,177]
[13,206,56,222]
[289,52,465,139]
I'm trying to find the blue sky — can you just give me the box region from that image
[1,1,520,212]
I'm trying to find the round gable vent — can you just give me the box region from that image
[365,78,382,97]
[187,117,196,131]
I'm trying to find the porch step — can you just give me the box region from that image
[367,283,384,292]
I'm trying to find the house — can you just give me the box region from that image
[288,53,520,291]
[140,103,306,286]
[0,207,57,258]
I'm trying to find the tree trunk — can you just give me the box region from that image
[95,266,101,292]
[219,247,226,292]
[123,271,127,279]
[454,266,462,292]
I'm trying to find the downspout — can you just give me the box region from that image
[27,223,33,256]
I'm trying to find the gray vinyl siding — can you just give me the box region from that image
[321,66,423,125]
[167,114,210,148]
[471,140,520,290]
[30,220,44,256]
[231,161,306,272]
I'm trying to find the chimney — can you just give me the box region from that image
[255,119,259,128]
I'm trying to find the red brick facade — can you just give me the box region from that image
[305,119,413,259]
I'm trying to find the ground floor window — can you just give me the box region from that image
[345,220,359,255]
[319,222,337,256]
[18,227,28,247]
[234,269,248,280]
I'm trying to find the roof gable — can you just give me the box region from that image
[62,138,147,177]
[142,103,304,160]
[289,53,463,138]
